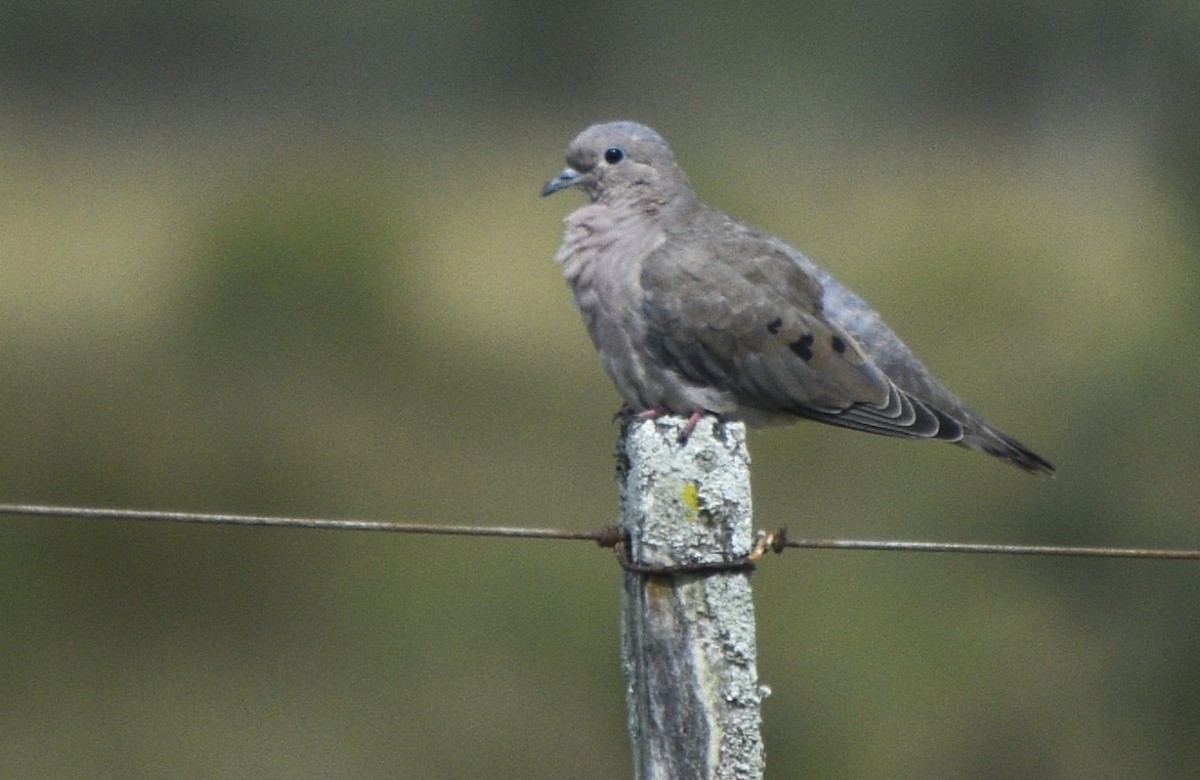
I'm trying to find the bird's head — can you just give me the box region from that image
[541,121,694,209]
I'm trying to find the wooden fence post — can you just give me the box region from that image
[618,416,766,780]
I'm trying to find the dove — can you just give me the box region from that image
[541,121,1054,475]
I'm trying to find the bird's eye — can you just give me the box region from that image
[603,147,625,164]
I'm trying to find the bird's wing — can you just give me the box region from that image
[640,216,964,441]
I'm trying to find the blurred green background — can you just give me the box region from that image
[2,1,1198,777]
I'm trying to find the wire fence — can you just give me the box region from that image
[2,502,1197,561]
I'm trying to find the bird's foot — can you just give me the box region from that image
[678,409,706,441]
[619,407,710,443]
[631,407,706,443]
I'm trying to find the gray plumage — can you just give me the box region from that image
[541,121,1054,475]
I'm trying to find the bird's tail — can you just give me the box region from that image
[964,428,1055,476]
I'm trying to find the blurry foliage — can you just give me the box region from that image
[1,1,1199,778]
[182,164,404,367]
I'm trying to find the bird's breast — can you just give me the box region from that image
[554,206,679,408]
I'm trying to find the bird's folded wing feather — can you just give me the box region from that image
[640,221,963,441]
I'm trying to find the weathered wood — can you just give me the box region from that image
[618,416,765,780]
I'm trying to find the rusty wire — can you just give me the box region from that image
[0,503,1197,561]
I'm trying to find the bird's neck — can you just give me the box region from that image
[556,200,670,283]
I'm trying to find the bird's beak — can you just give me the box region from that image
[540,167,582,197]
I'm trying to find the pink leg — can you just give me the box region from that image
[630,408,709,442]
[680,409,705,439]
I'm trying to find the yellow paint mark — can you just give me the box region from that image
[681,482,701,522]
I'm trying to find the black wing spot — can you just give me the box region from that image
[766,317,783,335]
[831,335,846,354]
[789,334,815,362]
